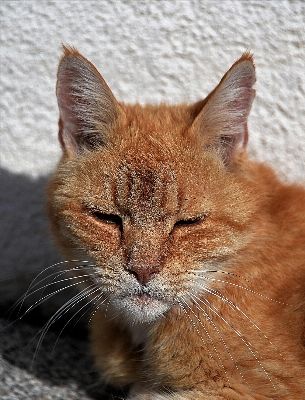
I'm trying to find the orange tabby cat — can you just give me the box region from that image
[47,46,305,399]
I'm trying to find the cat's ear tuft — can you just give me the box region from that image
[192,52,256,165]
[56,46,125,156]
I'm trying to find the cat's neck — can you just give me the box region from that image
[128,323,151,347]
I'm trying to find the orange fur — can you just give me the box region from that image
[47,47,305,399]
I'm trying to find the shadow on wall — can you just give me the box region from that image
[0,168,62,310]
[0,169,126,400]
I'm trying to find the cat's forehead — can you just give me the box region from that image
[107,143,213,215]
[113,141,194,189]
[93,128,219,196]
[79,140,212,221]
[115,160,179,220]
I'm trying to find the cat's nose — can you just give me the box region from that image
[127,266,159,285]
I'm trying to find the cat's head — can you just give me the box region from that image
[48,47,257,324]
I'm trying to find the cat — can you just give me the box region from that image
[46,46,305,399]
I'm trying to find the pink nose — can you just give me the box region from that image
[128,266,159,285]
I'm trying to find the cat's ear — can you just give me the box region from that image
[56,45,125,156]
[191,52,256,165]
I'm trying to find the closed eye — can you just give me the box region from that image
[174,214,207,227]
[92,212,123,231]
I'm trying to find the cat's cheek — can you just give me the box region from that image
[91,225,121,252]
[64,211,122,254]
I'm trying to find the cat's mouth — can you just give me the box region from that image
[113,291,170,323]
[131,293,154,305]
[127,289,164,308]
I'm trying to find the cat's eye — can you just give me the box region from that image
[92,212,123,231]
[174,214,206,227]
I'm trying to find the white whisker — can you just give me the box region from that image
[22,277,92,318]
[193,269,251,283]
[87,293,111,324]
[191,290,276,391]
[31,284,98,368]
[193,272,288,305]
[51,288,104,355]
[177,296,230,384]
[197,283,284,359]
[25,272,95,302]
[7,261,96,320]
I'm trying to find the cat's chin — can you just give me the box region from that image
[112,293,170,324]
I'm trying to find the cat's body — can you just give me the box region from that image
[47,47,305,399]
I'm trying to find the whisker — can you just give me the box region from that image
[197,283,284,358]
[193,272,289,305]
[23,272,95,303]
[191,290,276,391]
[51,288,105,355]
[24,264,96,298]
[6,261,96,320]
[184,293,246,384]
[31,284,97,368]
[87,293,111,324]
[68,290,109,330]
[190,292,247,384]
[177,296,230,384]
[22,277,93,319]
[2,276,93,333]
[23,260,95,296]
[192,268,252,283]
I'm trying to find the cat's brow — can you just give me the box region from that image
[115,163,179,222]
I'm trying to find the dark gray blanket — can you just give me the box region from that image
[0,316,126,400]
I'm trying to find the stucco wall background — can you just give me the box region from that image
[0,0,304,307]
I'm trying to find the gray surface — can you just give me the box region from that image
[0,260,126,398]
[0,316,126,400]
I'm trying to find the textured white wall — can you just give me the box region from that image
[1,1,304,305]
